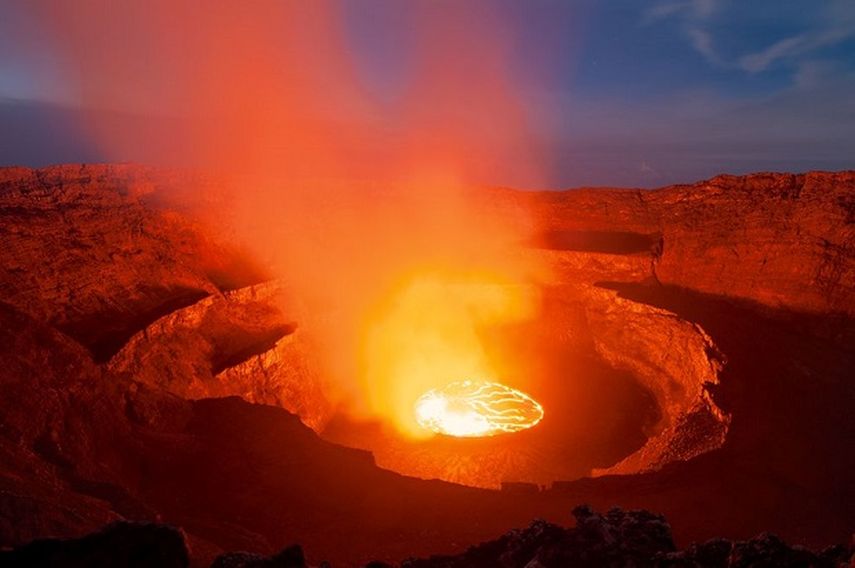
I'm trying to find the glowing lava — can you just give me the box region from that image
[414,380,544,437]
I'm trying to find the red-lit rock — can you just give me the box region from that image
[0,165,852,565]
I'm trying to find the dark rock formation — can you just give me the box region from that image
[403,506,674,568]
[2,508,850,567]
[0,521,189,568]
[402,506,854,568]
[210,545,306,568]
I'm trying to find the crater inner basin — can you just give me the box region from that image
[322,285,729,489]
[414,380,545,437]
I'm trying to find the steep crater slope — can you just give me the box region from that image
[0,165,266,361]
[0,164,733,486]
[323,282,728,487]
[0,165,852,562]
[0,301,557,566]
[107,281,331,430]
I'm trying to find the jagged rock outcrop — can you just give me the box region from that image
[108,281,332,430]
[404,506,676,567]
[0,521,189,568]
[210,545,306,568]
[402,506,854,568]
[5,508,846,567]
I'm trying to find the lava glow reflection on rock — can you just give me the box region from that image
[414,380,544,437]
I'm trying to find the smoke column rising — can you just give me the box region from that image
[36,0,547,435]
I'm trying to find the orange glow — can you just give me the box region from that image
[415,380,544,437]
[36,2,551,437]
[358,273,541,438]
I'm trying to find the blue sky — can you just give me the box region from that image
[1,0,854,187]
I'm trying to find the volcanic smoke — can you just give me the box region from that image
[33,0,548,439]
[1,2,853,565]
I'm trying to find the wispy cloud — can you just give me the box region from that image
[686,27,721,66]
[645,0,855,81]
[739,36,808,73]
[641,0,717,25]
[738,5,855,73]
[642,0,723,64]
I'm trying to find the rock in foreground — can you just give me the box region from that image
[3,508,850,568]
[0,521,189,568]
[402,506,853,568]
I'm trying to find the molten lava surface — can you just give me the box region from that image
[414,380,544,437]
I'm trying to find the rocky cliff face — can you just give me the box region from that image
[0,165,852,565]
[501,171,855,316]
[107,281,332,430]
[578,285,728,476]
[0,164,265,362]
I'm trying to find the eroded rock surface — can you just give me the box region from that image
[503,171,855,315]
[581,285,728,475]
[0,165,852,565]
[108,281,332,430]
[0,164,264,361]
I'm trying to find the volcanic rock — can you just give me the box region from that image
[3,508,851,567]
[402,506,853,568]
[503,171,855,315]
[210,545,306,568]
[0,164,852,565]
[0,521,189,568]
[0,299,549,565]
[108,280,332,430]
[0,164,266,362]
[0,164,331,428]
